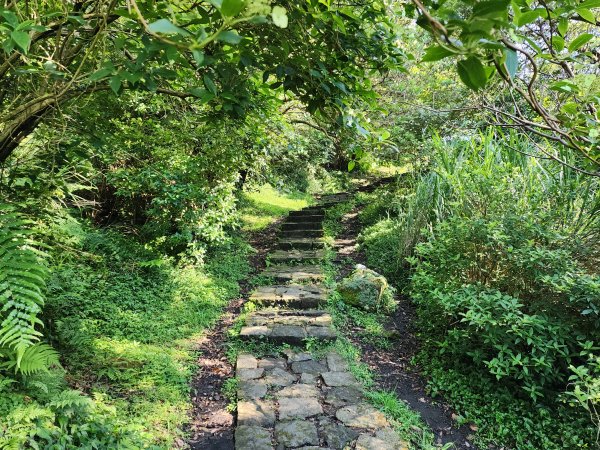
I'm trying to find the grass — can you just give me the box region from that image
[0,223,251,449]
[239,184,313,231]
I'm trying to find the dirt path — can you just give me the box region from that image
[333,203,478,449]
[186,219,283,449]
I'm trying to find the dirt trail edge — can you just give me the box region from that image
[333,193,478,449]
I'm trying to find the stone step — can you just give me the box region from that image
[249,284,327,308]
[278,237,325,250]
[317,192,350,205]
[289,208,325,217]
[280,229,324,238]
[268,249,325,264]
[285,214,324,223]
[239,309,336,344]
[262,265,324,282]
[281,221,322,231]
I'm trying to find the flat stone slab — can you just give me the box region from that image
[262,265,325,283]
[321,371,360,387]
[281,228,324,237]
[240,309,335,345]
[276,383,320,398]
[237,353,258,370]
[235,425,272,450]
[249,284,327,308]
[324,386,364,408]
[320,418,359,449]
[237,367,264,381]
[281,221,323,231]
[238,380,268,400]
[284,214,324,223]
[335,403,389,430]
[275,420,319,447]
[278,237,326,250]
[238,400,276,427]
[278,397,323,419]
[263,367,297,387]
[291,359,328,375]
[269,249,325,263]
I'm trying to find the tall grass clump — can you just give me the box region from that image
[361,129,600,448]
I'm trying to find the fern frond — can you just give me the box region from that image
[0,206,52,375]
[0,343,59,376]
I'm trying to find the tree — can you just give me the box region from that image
[0,0,402,165]
[410,0,600,175]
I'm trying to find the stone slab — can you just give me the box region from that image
[278,397,323,420]
[275,420,319,447]
[278,237,326,250]
[335,403,389,430]
[235,425,273,450]
[262,265,325,283]
[238,400,276,427]
[321,371,360,387]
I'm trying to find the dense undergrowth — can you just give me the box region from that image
[359,133,600,449]
[0,184,311,448]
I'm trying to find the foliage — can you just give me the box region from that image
[568,355,600,442]
[239,184,312,231]
[420,356,595,449]
[337,266,397,314]
[410,0,600,172]
[0,206,58,378]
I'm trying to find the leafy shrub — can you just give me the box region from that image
[337,266,397,313]
[410,215,598,400]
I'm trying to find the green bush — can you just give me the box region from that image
[410,215,598,400]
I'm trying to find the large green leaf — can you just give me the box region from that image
[457,57,488,90]
[10,30,30,53]
[504,48,518,78]
[422,45,455,62]
[147,19,189,35]
[220,0,244,17]
[568,33,594,52]
[216,30,242,44]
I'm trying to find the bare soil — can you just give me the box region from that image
[333,204,478,449]
[186,220,283,449]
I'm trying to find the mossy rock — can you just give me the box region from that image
[337,266,397,314]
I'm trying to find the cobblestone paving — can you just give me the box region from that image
[234,351,408,450]
[235,194,406,449]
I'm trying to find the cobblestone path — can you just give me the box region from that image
[233,194,408,450]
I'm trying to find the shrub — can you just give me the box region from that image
[410,215,599,400]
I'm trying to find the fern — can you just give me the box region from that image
[0,343,59,376]
[0,205,54,375]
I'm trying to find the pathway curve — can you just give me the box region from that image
[234,194,407,450]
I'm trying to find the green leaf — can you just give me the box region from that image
[457,57,488,91]
[422,46,455,62]
[220,0,244,17]
[147,19,189,35]
[109,76,122,94]
[191,49,205,66]
[557,17,568,36]
[472,0,511,17]
[504,48,518,78]
[271,6,288,28]
[10,30,30,53]
[516,9,541,26]
[551,35,564,52]
[216,30,242,44]
[580,0,600,7]
[89,67,113,81]
[203,74,217,94]
[576,8,596,24]
[348,160,356,171]
[568,33,594,52]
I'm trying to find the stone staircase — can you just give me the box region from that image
[234,192,407,450]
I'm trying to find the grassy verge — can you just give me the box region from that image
[239,184,312,231]
[1,186,313,448]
